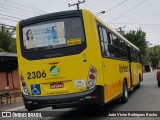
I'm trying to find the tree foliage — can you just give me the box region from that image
[0,25,16,52]
[123,28,148,64]
[149,45,160,68]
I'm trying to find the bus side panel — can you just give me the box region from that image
[131,62,143,86]
[130,62,139,86]
[82,10,105,87]
[102,58,130,103]
[82,10,105,104]
[139,64,143,81]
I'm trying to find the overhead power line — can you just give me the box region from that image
[146,32,160,35]
[105,0,127,13]
[0,13,21,20]
[0,23,16,29]
[83,3,112,24]
[96,11,105,16]
[86,0,127,14]
[62,0,68,4]
[0,2,41,15]
[0,17,18,22]
[0,9,29,18]
[4,0,48,14]
[83,4,97,13]
[0,6,36,16]
[86,0,102,11]
[85,0,126,28]
[109,0,147,22]
[109,22,160,26]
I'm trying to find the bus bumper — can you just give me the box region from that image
[22,85,104,110]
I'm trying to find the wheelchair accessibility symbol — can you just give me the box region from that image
[31,84,41,95]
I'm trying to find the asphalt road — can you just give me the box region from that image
[1,71,160,120]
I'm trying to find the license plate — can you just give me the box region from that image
[50,83,64,89]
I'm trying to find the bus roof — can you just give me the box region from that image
[82,9,139,51]
[19,9,139,51]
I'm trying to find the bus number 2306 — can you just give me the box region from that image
[27,71,46,79]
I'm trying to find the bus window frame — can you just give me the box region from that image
[130,47,140,63]
[19,12,87,60]
[139,52,142,63]
[21,16,86,52]
[96,21,128,62]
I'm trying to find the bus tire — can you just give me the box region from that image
[121,80,128,103]
[136,75,141,89]
[27,109,31,111]
[136,83,141,89]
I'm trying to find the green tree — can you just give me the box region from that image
[123,28,148,64]
[149,45,160,69]
[0,25,16,52]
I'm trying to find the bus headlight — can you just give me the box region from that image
[87,65,97,90]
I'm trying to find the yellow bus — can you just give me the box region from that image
[16,9,143,111]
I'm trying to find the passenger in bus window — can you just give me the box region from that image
[24,29,36,49]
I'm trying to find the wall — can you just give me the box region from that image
[0,70,20,92]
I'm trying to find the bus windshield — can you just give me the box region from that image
[22,17,85,51]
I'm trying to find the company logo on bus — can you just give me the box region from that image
[50,65,60,76]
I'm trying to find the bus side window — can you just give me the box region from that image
[130,47,134,62]
[120,40,126,50]
[131,48,136,62]
[102,28,108,44]
[126,45,131,61]
[110,33,120,58]
[102,28,111,57]
[112,34,119,47]
[98,26,104,55]
[134,49,138,62]
[136,50,140,62]
[98,26,103,41]
[109,32,113,45]
[98,24,112,57]
[120,40,127,60]
[98,26,105,55]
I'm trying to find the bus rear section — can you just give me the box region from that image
[16,10,105,111]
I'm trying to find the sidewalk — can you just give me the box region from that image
[0,96,25,111]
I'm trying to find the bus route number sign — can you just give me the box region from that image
[27,71,46,79]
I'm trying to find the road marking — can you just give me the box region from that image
[6,106,25,111]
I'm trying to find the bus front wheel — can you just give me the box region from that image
[121,80,128,103]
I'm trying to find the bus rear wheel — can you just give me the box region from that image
[136,83,141,89]
[136,75,141,89]
[121,81,128,103]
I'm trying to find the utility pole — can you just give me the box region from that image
[116,25,126,35]
[68,0,85,10]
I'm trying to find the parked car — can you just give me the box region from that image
[157,71,160,87]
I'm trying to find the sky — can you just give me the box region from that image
[0,0,160,46]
